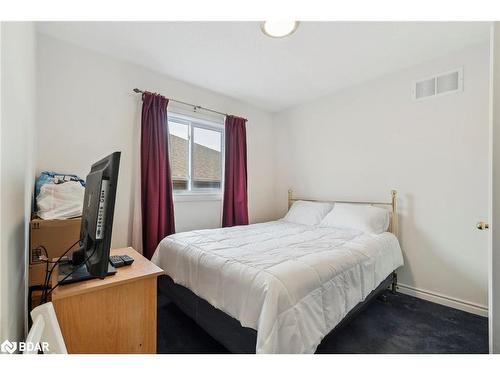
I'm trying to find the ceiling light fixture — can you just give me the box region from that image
[261,21,299,38]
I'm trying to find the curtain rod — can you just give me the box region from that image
[133,88,247,121]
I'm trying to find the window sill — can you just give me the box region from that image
[173,192,222,202]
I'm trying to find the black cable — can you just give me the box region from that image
[47,238,82,275]
[37,245,48,259]
[41,246,50,303]
[37,246,59,298]
[44,246,97,297]
[30,245,59,306]
[40,238,81,304]
[32,245,51,304]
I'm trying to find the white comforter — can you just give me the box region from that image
[151,220,403,354]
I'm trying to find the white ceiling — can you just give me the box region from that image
[36,22,490,112]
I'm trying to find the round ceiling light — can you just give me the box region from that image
[261,21,299,38]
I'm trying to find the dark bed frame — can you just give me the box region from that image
[158,271,397,354]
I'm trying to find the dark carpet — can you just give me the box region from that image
[157,291,488,354]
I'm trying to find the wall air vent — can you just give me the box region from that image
[412,68,463,101]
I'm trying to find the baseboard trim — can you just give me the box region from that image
[396,283,488,317]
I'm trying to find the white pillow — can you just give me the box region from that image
[320,203,389,234]
[283,200,333,226]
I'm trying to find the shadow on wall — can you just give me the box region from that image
[398,192,416,285]
[398,193,485,306]
[127,96,142,248]
[4,219,27,342]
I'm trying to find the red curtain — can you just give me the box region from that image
[222,115,249,227]
[140,92,175,259]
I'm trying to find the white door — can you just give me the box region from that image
[490,22,500,354]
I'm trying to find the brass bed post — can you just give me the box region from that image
[391,190,398,236]
[391,189,398,294]
[288,189,293,209]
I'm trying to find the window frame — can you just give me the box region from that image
[167,111,225,199]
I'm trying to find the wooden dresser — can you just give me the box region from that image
[51,247,163,353]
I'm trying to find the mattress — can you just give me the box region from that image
[151,220,404,354]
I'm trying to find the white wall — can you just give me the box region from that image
[273,43,490,314]
[36,34,276,248]
[36,32,491,317]
[0,22,36,343]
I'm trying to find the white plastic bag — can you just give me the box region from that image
[36,181,85,220]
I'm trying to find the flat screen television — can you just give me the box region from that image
[57,151,121,284]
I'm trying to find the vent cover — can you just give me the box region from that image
[413,68,463,100]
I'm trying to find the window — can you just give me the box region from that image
[168,113,224,194]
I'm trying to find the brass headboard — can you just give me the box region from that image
[287,189,398,237]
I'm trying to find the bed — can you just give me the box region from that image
[152,190,404,354]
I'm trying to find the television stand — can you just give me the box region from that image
[51,247,164,353]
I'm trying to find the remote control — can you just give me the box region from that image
[120,254,134,265]
[109,254,134,268]
[109,255,125,268]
